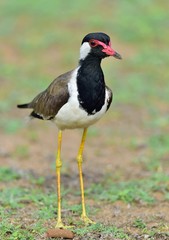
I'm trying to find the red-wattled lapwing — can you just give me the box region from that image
[17,32,122,228]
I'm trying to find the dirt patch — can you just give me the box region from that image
[1,108,169,239]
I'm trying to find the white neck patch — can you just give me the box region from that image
[79,42,91,60]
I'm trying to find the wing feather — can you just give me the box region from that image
[29,70,73,119]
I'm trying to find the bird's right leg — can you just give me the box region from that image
[77,128,95,225]
[55,130,64,228]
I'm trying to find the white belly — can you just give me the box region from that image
[53,98,108,130]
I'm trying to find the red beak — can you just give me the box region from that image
[89,39,122,59]
[102,45,122,59]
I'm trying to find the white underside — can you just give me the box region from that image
[53,68,110,130]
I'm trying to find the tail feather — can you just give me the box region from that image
[17,103,30,108]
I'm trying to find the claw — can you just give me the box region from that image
[55,220,65,229]
[81,214,96,225]
[55,220,74,229]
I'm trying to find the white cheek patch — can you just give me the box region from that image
[79,42,91,60]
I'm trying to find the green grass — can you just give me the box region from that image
[132,131,169,172]
[132,217,169,239]
[74,223,129,239]
[0,167,21,182]
[0,208,46,240]
[133,218,146,229]
[0,170,168,239]
[86,172,169,204]
[0,183,129,239]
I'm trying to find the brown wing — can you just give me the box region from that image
[29,70,73,119]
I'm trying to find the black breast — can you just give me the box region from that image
[77,57,105,115]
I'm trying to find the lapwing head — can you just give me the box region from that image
[80,32,122,61]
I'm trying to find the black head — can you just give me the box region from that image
[80,32,122,60]
[82,32,110,46]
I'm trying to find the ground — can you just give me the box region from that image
[1,109,169,239]
[0,1,169,240]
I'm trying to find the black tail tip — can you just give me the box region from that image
[17,103,29,108]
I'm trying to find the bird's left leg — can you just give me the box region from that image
[77,128,95,225]
[55,130,65,228]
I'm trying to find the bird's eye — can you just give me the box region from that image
[89,40,98,48]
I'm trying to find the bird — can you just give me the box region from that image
[17,32,122,228]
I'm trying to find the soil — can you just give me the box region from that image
[1,106,169,240]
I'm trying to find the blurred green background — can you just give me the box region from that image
[0,0,169,239]
[1,0,169,166]
[1,0,169,121]
[0,0,169,130]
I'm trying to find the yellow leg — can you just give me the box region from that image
[55,130,64,228]
[77,128,95,225]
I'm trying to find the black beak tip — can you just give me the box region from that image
[114,52,122,60]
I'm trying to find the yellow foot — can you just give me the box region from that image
[55,220,73,229]
[81,215,96,225]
